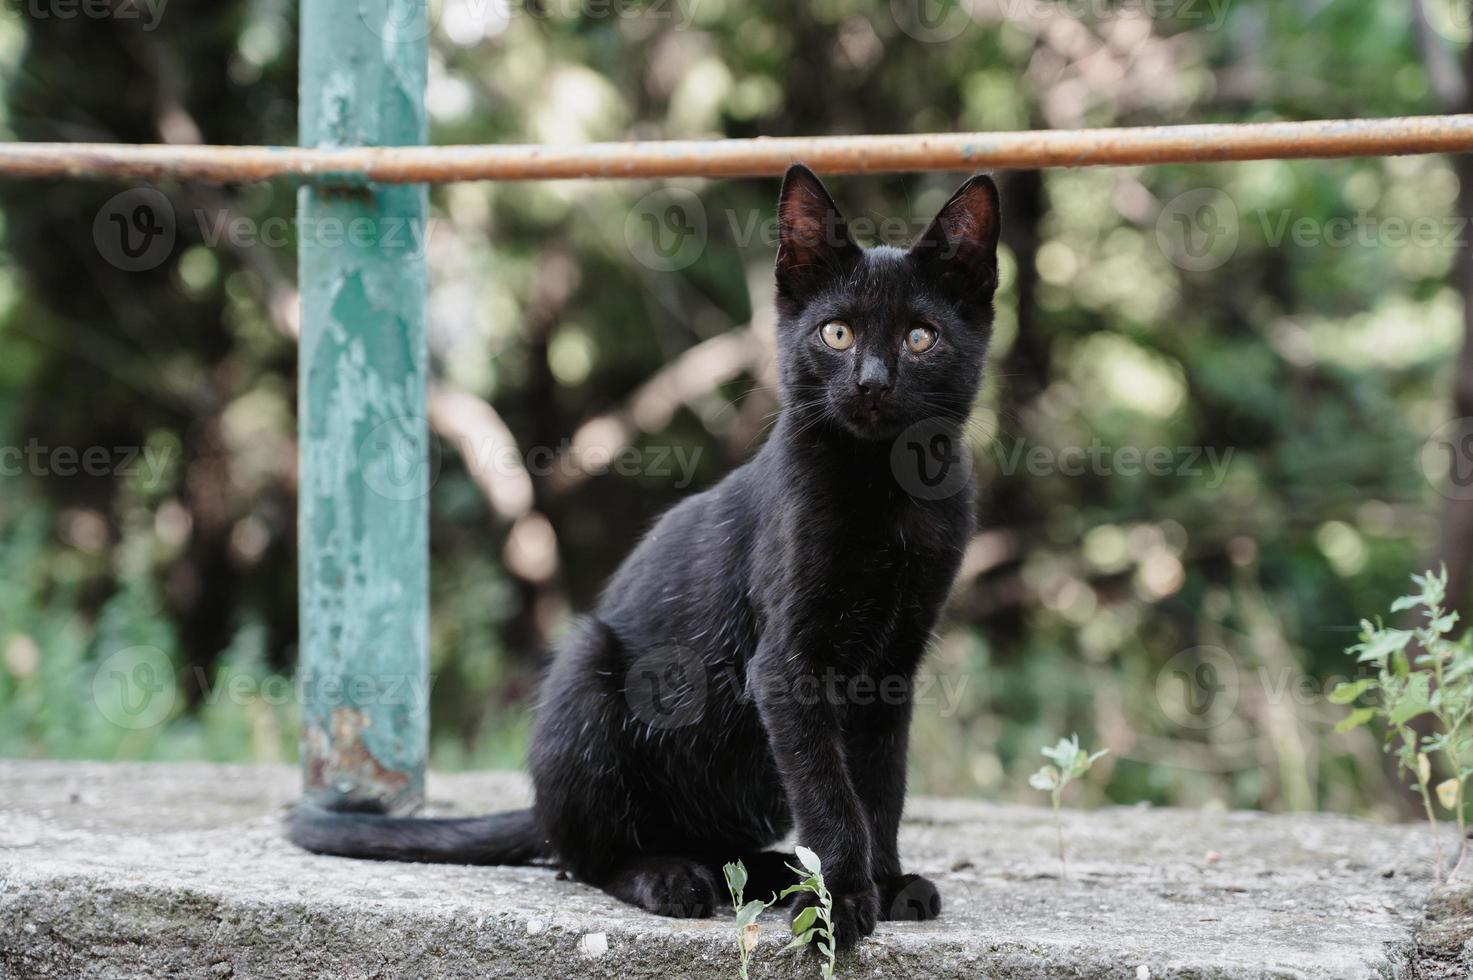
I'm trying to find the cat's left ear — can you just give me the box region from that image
[910,174,1001,306]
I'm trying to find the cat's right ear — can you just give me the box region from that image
[774,164,861,303]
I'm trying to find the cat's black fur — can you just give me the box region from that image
[289,165,1000,948]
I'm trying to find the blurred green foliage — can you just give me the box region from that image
[0,0,1468,819]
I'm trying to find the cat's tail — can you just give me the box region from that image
[287,804,552,865]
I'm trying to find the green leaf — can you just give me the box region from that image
[1328,679,1375,705]
[784,928,816,950]
[736,900,766,928]
[1041,735,1081,768]
[1392,647,1411,678]
[1444,657,1473,683]
[1069,747,1105,779]
[1029,765,1059,791]
[795,845,822,876]
[1334,706,1377,734]
[723,861,747,898]
[791,905,818,934]
[1352,629,1413,665]
[1388,674,1433,726]
[1390,595,1421,613]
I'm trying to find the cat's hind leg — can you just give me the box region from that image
[600,854,721,918]
[601,850,800,918]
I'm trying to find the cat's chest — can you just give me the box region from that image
[762,497,964,645]
[808,530,943,617]
[797,486,967,572]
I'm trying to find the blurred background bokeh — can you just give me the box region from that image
[3,0,1473,820]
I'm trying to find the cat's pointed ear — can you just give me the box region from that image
[910,174,1001,306]
[775,163,861,303]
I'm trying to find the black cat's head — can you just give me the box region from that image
[772,164,1000,441]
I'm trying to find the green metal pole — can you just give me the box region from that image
[298,0,429,814]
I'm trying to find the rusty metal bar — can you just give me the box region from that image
[2,116,1473,184]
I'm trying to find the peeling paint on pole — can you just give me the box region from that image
[298,0,429,814]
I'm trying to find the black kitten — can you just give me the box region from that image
[290,165,1001,949]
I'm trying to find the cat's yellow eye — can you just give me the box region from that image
[820,320,854,351]
[906,325,938,354]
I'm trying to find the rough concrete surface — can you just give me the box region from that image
[0,761,1463,979]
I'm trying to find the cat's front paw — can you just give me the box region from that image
[792,884,879,949]
[877,872,942,921]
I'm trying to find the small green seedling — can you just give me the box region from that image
[779,846,837,980]
[723,860,771,980]
[1334,567,1473,880]
[1029,734,1107,878]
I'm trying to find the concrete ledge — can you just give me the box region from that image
[0,761,1462,978]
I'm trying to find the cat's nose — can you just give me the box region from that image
[857,356,893,396]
